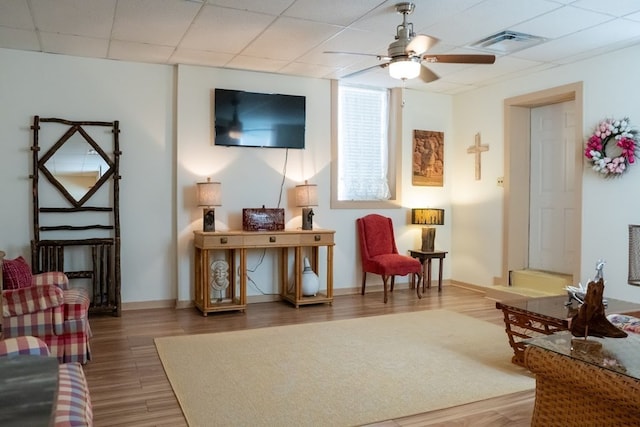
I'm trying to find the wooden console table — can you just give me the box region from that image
[193,229,335,315]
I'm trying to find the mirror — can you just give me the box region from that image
[40,127,113,206]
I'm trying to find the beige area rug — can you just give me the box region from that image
[155,310,534,427]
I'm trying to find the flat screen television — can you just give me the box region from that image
[213,88,306,149]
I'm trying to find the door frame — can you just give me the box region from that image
[500,82,584,285]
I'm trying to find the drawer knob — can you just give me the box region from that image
[220,237,228,244]
[269,236,276,243]
[314,235,321,241]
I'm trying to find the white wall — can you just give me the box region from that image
[1,49,453,307]
[451,44,640,303]
[0,48,175,304]
[6,44,640,306]
[174,65,453,304]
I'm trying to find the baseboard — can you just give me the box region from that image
[122,299,181,311]
[122,280,455,311]
[448,280,489,295]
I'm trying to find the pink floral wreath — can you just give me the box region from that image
[585,117,639,176]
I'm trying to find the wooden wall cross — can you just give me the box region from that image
[467,132,489,180]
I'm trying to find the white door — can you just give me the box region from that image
[528,101,576,274]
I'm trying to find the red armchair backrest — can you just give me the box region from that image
[357,214,400,261]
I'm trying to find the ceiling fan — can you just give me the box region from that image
[328,2,496,83]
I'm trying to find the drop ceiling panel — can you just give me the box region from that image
[108,40,175,63]
[208,0,294,15]
[30,0,117,38]
[300,28,391,67]
[41,33,109,58]
[509,6,613,39]
[283,0,384,26]
[571,0,640,16]
[442,56,545,85]
[241,17,342,61]
[170,49,235,67]
[0,0,35,29]
[112,0,202,46]
[225,55,289,73]
[513,18,640,63]
[279,61,337,79]
[0,27,40,50]
[425,0,561,46]
[180,6,276,53]
[2,0,640,94]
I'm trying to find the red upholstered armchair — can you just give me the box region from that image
[357,214,422,303]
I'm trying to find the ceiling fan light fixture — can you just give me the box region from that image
[389,58,421,80]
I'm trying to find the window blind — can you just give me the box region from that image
[337,85,390,201]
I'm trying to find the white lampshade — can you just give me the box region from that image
[197,178,222,207]
[388,59,421,80]
[295,181,318,207]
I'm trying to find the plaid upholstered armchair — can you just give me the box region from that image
[0,251,91,364]
[0,336,93,425]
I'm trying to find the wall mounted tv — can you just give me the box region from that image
[213,88,306,149]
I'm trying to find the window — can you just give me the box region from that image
[331,81,400,209]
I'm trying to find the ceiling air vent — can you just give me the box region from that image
[469,30,547,54]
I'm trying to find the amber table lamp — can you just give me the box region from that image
[197,178,222,232]
[411,208,444,252]
[295,181,318,230]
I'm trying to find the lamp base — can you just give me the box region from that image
[302,207,314,230]
[421,227,435,252]
[203,208,216,232]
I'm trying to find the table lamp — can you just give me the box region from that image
[197,178,222,232]
[295,180,318,230]
[411,208,444,252]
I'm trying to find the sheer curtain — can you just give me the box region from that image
[337,85,391,201]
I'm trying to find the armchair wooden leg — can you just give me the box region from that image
[390,276,395,292]
[361,272,367,295]
[382,276,389,303]
[414,273,422,299]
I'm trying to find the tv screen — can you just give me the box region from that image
[214,88,306,149]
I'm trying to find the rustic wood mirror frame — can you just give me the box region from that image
[31,116,122,316]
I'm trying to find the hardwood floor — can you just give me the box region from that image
[84,285,534,426]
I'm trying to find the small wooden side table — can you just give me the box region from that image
[408,250,447,295]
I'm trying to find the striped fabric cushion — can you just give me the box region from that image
[63,288,90,320]
[54,362,93,426]
[2,285,65,316]
[0,336,50,357]
[32,271,69,290]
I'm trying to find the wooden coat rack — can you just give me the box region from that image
[30,116,122,316]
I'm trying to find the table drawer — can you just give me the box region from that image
[299,232,334,246]
[199,234,244,248]
[243,233,300,247]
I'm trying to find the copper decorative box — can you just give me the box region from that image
[242,208,285,231]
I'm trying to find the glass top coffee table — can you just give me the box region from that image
[496,294,640,366]
[523,332,640,425]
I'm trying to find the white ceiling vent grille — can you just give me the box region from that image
[469,30,547,54]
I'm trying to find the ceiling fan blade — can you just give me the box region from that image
[419,64,439,83]
[406,34,439,55]
[422,54,496,64]
[341,63,389,79]
[323,50,388,60]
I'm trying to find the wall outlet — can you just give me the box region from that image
[497,177,504,187]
